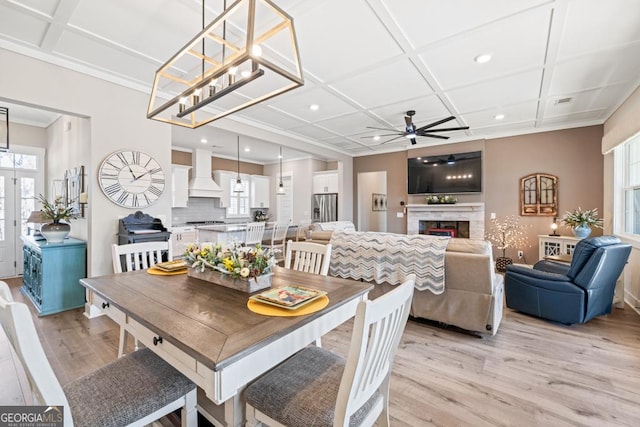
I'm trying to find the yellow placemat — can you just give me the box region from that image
[247,295,329,317]
[147,266,188,276]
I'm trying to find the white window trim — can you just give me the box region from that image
[614,132,640,249]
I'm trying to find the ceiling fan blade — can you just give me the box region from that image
[417,126,469,133]
[410,138,418,145]
[360,133,402,138]
[420,133,450,140]
[379,135,405,145]
[366,126,401,132]
[416,116,456,132]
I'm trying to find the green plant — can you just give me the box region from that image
[38,194,78,222]
[561,207,603,229]
[183,241,275,279]
[485,215,531,258]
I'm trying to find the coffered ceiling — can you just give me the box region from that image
[1,0,639,162]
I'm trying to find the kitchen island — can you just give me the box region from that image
[196,223,298,245]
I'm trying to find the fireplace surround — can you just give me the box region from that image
[407,203,485,240]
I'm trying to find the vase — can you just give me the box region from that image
[40,221,71,243]
[495,257,513,273]
[572,225,591,239]
[187,268,273,293]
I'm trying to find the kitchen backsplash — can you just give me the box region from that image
[172,197,268,225]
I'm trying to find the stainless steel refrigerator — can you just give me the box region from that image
[312,193,338,222]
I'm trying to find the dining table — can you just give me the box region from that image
[80,266,372,427]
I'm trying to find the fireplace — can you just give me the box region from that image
[406,203,484,240]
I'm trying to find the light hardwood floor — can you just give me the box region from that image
[3,277,640,426]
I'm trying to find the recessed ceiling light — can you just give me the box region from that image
[494,113,505,120]
[309,104,319,111]
[244,147,251,152]
[200,138,207,143]
[474,53,492,64]
[373,135,380,141]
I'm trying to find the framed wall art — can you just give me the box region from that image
[372,193,387,211]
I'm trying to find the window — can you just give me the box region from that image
[20,176,36,236]
[614,134,640,235]
[0,152,37,169]
[228,178,250,217]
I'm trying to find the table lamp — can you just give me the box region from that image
[27,210,47,239]
[549,217,559,236]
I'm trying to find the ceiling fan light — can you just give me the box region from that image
[405,133,416,139]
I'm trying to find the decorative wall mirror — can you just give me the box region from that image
[0,107,8,151]
[520,173,557,216]
[65,166,85,218]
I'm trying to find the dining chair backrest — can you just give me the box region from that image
[244,222,266,246]
[296,219,312,241]
[266,222,289,254]
[335,274,415,426]
[0,281,72,422]
[111,241,171,273]
[284,240,332,276]
[0,281,197,427]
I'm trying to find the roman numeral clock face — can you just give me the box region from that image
[98,150,165,208]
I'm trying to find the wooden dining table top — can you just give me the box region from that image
[80,267,372,371]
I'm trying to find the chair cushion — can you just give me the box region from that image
[567,236,621,279]
[63,348,195,427]
[246,346,377,427]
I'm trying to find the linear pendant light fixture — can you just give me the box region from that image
[147,0,304,129]
[277,146,285,195]
[233,136,243,193]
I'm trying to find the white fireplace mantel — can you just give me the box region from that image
[406,203,485,239]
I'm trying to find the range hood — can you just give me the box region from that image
[188,148,223,197]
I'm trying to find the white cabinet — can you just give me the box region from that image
[538,235,580,260]
[213,171,234,209]
[313,171,338,193]
[250,175,270,208]
[172,165,191,208]
[171,226,197,259]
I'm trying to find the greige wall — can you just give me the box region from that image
[353,126,604,263]
[353,151,407,234]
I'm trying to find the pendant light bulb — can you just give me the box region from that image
[234,136,243,193]
[277,146,285,195]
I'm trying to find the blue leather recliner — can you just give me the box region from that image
[505,236,631,324]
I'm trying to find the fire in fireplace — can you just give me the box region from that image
[419,220,470,238]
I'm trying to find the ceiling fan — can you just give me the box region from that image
[364,110,469,145]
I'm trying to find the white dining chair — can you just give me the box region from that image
[244,222,266,246]
[111,241,171,357]
[111,241,172,273]
[264,222,289,258]
[0,281,197,427]
[296,219,312,241]
[245,274,415,427]
[284,240,332,276]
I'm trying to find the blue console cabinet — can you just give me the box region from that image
[21,236,87,316]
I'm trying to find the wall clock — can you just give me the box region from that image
[98,150,165,208]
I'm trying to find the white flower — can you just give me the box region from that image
[240,267,250,277]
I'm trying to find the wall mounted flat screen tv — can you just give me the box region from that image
[408,150,482,194]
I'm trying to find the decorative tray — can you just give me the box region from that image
[250,285,327,310]
[153,260,188,272]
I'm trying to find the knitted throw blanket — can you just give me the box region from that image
[329,230,449,294]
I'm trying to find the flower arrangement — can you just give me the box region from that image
[38,194,78,223]
[485,215,531,258]
[183,241,276,279]
[426,195,458,204]
[561,207,603,229]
